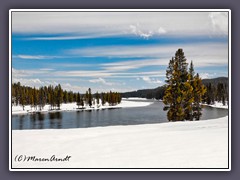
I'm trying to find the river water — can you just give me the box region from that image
[12,100,228,130]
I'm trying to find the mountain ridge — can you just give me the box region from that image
[121,77,228,99]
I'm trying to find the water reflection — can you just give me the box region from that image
[19,115,24,130]
[49,112,62,129]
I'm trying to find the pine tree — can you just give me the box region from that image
[163,49,206,121]
[85,91,89,106]
[96,91,100,107]
[163,49,188,121]
[29,89,34,110]
[63,90,68,103]
[101,92,106,106]
[68,91,74,103]
[76,92,81,109]
[38,87,46,111]
[55,84,63,110]
[19,86,26,110]
[80,95,84,108]
[192,73,206,120]
[33,87,38,110]
[88,88,92,108]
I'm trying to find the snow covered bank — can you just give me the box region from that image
[12,116,229,169]
[204,101,228,109]
[122,97,148,100]
[12,100,153,115]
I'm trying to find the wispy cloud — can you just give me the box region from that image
[13,54,63,59]
[89,78,114,86]
[129,24,153,39]
[142,76,163,84]
[12,11,228,38]
[68,43,228,67]
[208,12,228,35]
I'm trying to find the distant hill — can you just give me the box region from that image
[121,77,228,99]
[202,77,228,86]
[121,85,167,99]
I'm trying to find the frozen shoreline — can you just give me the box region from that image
[12,98,228,115]
[12,100,153,115]
[203,101,228,109]
[12,115,229,169]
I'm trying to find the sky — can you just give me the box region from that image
[11,11,229,93]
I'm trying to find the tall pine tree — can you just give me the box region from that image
[163,49,206,121]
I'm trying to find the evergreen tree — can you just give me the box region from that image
[29,89,34,110]
[163,49,206,121]
[88,88,92,108]
[101,92,106,106]
[76,92,81,108]
[192,73,206,120]
[85,91,89,106]
[68,91,74,103]
[19,86,26,110]
[33,87,38,110]
[56,84,63,110]
[63,90,68,103]
[163,49,188,121]
[96,91,100,106]
[80,95,84,108]
[38,87,46,111]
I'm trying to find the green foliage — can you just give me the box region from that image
[12,83,122,111]
[76,92,81,108]
[88,88,92,107]
[163,48,206,121]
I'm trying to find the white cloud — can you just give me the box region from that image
[199,73,210,79]
[142,76,163,84]
[13,54,62,59]
[12,77,44,87]
[69,43,228,67]
[39,68,54,71]
[12,11,228,38]
[89,78,114,86]
[129,24,153,39]
[208,12,228,35]
[158,27,167,34]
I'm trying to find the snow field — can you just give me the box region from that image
[12,116,228,169]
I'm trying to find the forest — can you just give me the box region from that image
[121,77,228,106]
[11,82,122,111]
[162,48,228,121]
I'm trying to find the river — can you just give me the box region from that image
[12,100,228,130]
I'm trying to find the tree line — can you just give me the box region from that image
[121,78,228,105]
[12,82,122,111]
[203,82,228,106]
[163,49,229,121]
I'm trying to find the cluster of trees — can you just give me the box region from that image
[203,82,228,105]
[12,82,122,111]
[163,49,206,121]
[76,89,121,109]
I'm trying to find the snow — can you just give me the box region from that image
[122,97,148,100]
[11,116,229,169]
[204,101,228,109]
[12,100,153,115]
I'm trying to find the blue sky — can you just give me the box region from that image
[12,11,229,93]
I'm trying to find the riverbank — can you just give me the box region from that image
[204,101,228,109]
[12,115,228,169]
[12,100,153,115]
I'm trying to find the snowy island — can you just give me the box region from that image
[12,99,153,115]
